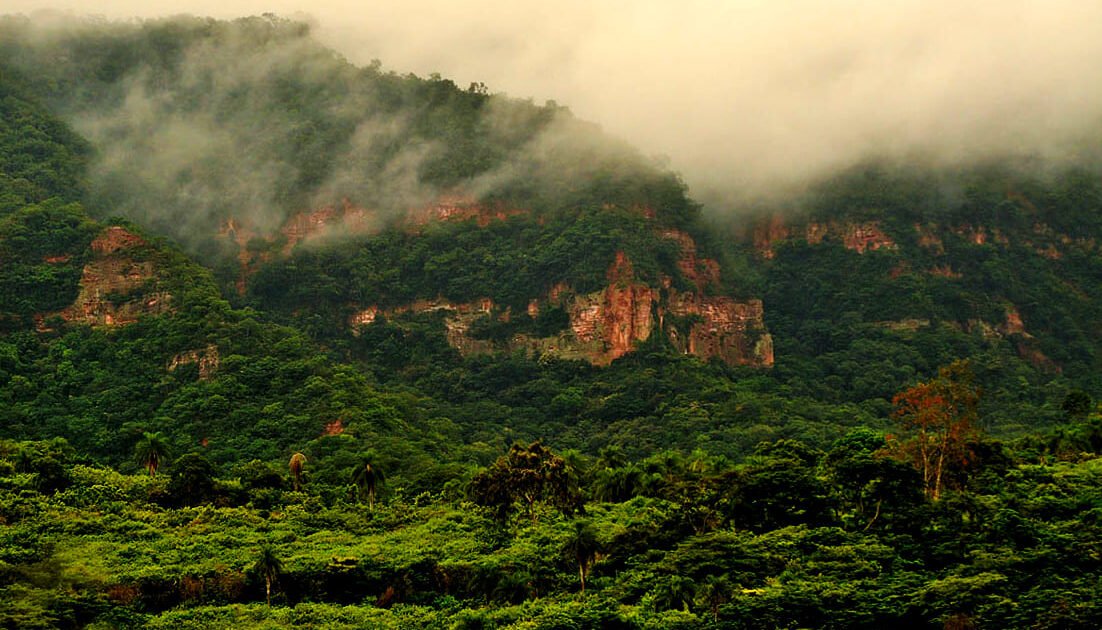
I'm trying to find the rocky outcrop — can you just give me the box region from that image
[220,195,527,293]
[659,230,721,290]
[218,218,262,295]
[665,293,773,366]
[167,344,220,380]
[561,252,659,364]
[350,298,499,356]
[752,216,792,260]
[52,227,172,327]
[405,195,525,229]
[349,240,773,367]
[807,221,895,253]
[952,224,1008,246]
[966,305,1060,373]
[279,202,376,254]
[751,216,895,257]
[220,201,377,294]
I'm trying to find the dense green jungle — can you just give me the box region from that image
[1,14,1101,629]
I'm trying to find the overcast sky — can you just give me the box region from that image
[7,1,1102,207]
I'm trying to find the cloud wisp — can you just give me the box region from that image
[5,0,1102,212]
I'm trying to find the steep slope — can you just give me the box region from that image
[2,14,1098,464]
[728,161,1102,429]
[0,14,768,367]
[252,205,772,367]
[0,76,460,484]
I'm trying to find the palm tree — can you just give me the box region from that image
[563,519,601,594]
[595,445,627,470]
[593,465,644,502]
[351,459,385,509]
[288,452,307,491]
[695,574,733,623]
[252,545,283,607]
[654,575,696,612]
[134,431,169,477]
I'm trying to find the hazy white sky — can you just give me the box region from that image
[7,1,1102,206]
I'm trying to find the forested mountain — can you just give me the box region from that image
[1,14,1101,629]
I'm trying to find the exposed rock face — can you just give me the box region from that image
[405,195,525,229]
[218,218,261,295]
[953,224,1006,246]
[660,230,721,289]
[220,195,527,293]
[349,237,773,368]
[840,222,895,253]
[55,227,171,327]
[279,202,376,254]
[966,305,1060,373]
[665,293,773,366]
[1002,306,1027,336]
[560,252,659,364]
[752,215,791,260]
[220,201,377,294]
[752,210,1095,262]
[91,226,145,254]
[350,298,499,356]
[167,345,220,380]
[750,216,895,256]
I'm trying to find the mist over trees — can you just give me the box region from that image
[1,11,1102,629]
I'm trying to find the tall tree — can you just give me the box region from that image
[890,360,980,500]
[288,452,307,492]
[252,545,283,607]
[351,458,385,509]
[696,574,733,623]
[562,519,601,594]
[654,575,696,612]
[469,441,583,521]
[134,431,169,477]
[168,452,218,506]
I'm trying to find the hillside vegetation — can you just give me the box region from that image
[0,14,1101,629]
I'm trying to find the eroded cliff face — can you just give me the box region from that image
[749,204,1097,279]
[559,252,659,364]
[220,195,527,293]
[967,305,1061,373]
[752,217,896,258]
[349,233,773,367]
[404,195,526,229]
[220,201,378,294]
[43,226,172,328]
[280,203,377,254]
[665,293,773,367]
[167,344,220,380]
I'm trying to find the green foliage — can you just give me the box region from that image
[134,432,170,477]
[2,13,1102,630]
[469,442,584,520]
[0,67,88,215]
[0,14,698,254]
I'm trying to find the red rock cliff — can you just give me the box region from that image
[348,238,773,368]
[749,215,896,257]
[51,227,172,327]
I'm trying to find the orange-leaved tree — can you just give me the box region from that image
[890,360,980,500]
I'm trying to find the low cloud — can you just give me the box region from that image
[6,1,1102,212]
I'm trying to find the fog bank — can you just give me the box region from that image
[7,1,1102,209]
